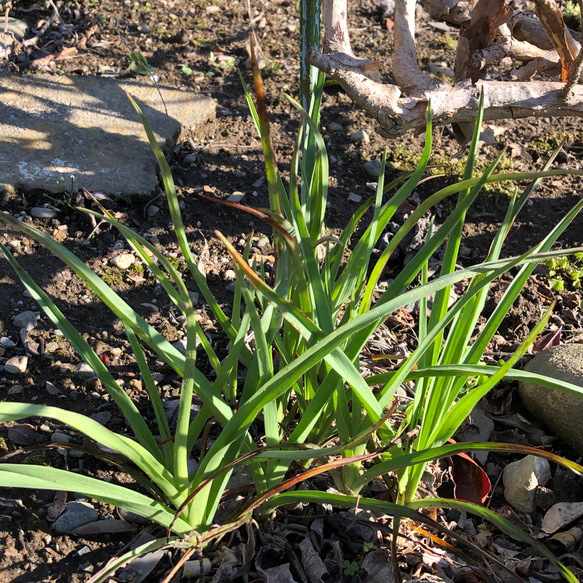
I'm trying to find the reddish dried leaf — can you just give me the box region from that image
[450,452,491,505]
[7,424,37,446]
[533,326,562,353]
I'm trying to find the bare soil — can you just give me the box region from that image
[1,0,583,582]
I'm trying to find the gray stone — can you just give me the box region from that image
[30,206,57,219]
[146,204,160,217]
[227,192,245,203]
[0,74,216,196]
[350,129,370,144]
[13,310,40,330]
[0,337,15,348]
[518,344,583,454]
[52,502,98,533]
[74,362,96,378]
[327,122,344,132]
[0,18,27,56]
[503,455,551,513]
[4,356,28,374]
[364,160,382,177]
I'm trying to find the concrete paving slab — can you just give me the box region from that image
[0,73,216,196]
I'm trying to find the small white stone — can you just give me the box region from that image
[503,455,551,513]
[30,207,57,219]
[13,310,40,330]
[223,269,236,281]
[5,356,28,374]
[45,341,60,353]
[110,253,135,270]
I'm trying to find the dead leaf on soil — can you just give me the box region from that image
[542,501,583,534]
[299,537,328,583]
[532,326,562,353]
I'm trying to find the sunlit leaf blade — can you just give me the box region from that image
[0,465,192,534]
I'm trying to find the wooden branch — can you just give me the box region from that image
[514,57,561,81]
[420,0,470,25]
[534,0,579,80]
[394,0,440,93]
[473,24,559,70]
[309,48,583,135]
[321,0,381,80]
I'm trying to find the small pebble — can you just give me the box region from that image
[8,384,24,395]
[52,502,98,534]
[347,193,362,203]
[223,269,236,281]
[256,237,270,251]
[45,341,59,353]
[51,432,72,444]
[146,205,160,217]
[13,310,40,330]
[350,129,370,144]
[364,160,382,177]
[74,363,96,378]
[137,24,150,34]
[227,192,245,203]
[5,356,28,374]
[206,5,220,13]
[110,253,135,269]
[188,291,199,306]
[46,381,61,395]
[30,207,57,219]
[183,152,199,165]
[0,337,15,348]
[328,122,344,132]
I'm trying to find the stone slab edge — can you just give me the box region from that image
[0,73,216,196]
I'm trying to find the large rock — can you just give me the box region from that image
[518,344,583,454]
[0,74,215,196]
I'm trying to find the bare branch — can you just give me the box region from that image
[310,48,583,135]
[321,0,381,80]
[473,24,559,71]
[394,0,440,92]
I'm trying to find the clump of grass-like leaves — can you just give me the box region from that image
[1,52,583,582]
